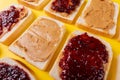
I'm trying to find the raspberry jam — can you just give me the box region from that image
[59,33,108,80]
[51,0,81,14]
[0,63,30,80]
[0,6,20,35]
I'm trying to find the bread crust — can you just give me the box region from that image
[0,4,34,45]
[18,0,50,10]
[44,0,85,23]
[49,31,113,80]
[76,0,119,38]
[9,16,66,70]
[0,57,35,80]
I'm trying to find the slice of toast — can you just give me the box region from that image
[0,57,35,80]
[76,0,119,38]
[49,31,113,80]
[44,0,85,23]
[9,16,66,70]
[18,0,50,10]
[0,4,34,45]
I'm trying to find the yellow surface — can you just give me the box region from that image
[0,0,120,80]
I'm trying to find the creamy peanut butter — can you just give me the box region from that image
[15,18,61,62]
[84,0,115,30]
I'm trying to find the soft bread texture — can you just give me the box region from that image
[76,0,119,38]
[0,57,35,80]
[0,4,34,45]
[116,55,120,80]
[49,31,113,80]
[44,0,85,23]
[18,0,50,10]
[9,16,66,70]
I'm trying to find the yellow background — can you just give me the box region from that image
[0,0,120,80]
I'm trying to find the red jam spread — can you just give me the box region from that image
[59,33,108,80]
[0,6,23,35]
[0,63,30,80]
[51,0,81,14]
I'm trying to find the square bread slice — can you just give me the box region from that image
[49,31,113,80]
[9,16,66,70]
[18,0,50,10]
[0,4,34,45]
[0,57,35,80]
[44,0,85,23]
[76,0,119,38]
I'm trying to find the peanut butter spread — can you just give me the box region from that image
[84,0,115,30]
[15,18,61,62]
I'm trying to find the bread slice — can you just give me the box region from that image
[9,16,66,70]
[0,4,34,45]
[76,0,119,38]
[44,0,85,23]
[0,57,35,80]
[49,31,113,80]
[18,0,50,10]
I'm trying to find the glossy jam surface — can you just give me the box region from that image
[51,0,81,14]
[0,63,30,80]
[59,33,108,80]
[0,6,20,35]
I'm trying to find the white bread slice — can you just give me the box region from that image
[0,57,35,80]
[18,0,50,10]
[0,4,34,45]
[76,0,119,38]
[49,31,113,80]
[44,0,85,23]
[9,16,66,70]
